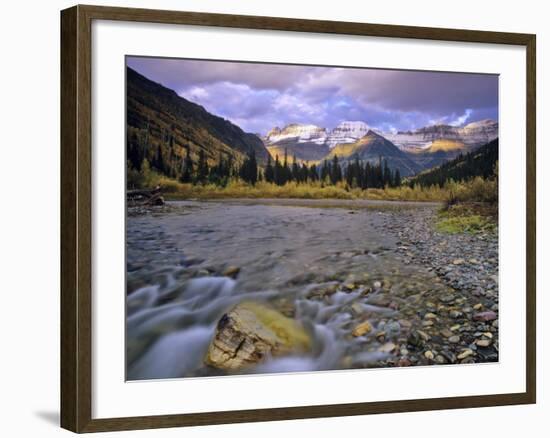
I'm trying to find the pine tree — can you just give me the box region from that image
[291,155,300,182]
[249,150,258,185]
[265,155,274,183]
[153,144,164,173]
[282,148,289,184]
[196,149,209,183]
[274,155,282,185]
[331,155,342,184]
[320,160,330,183]
[180,146,193,183]
[239,150,258,185]
[383,159,391,187]
[393,168,401,187]
[309,164,318,181]
[300,163,309,183]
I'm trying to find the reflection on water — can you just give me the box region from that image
[126,200,450,380]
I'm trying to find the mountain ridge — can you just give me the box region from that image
[127,67,270,177]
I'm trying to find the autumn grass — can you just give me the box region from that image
[160,180,453,201]
[133,170,496,207]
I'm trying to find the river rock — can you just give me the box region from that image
[475,339,492,347]
[379,342,396,353]
[352,320,373,337]
[205,301,311,370]
[449,310,463,319]
[222,266,241,279]
[439,293,456,304]
[473,311,497,322]
[457,348,474,360]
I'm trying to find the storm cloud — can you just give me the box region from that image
[127,56,498,135]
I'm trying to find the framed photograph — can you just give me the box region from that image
[60,4,536,433]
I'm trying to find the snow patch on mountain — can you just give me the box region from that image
[385,120,498,150]
[325,121,372,148]
[265,124,328,145]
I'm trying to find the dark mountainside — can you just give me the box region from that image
[405,139,468,170]
[126,67,269,178]
[410,139,499,187]
[326,131,423,177]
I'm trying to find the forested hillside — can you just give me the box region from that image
[410,139,498,188]
[126,67,269,186]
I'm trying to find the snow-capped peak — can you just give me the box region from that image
[325,121,371,148]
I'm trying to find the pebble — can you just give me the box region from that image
[386,321,401,333]
[448,335,461,344]
[379,342,396,353]
[417,330,431,341]
[439,294,456,304]
[457,348,474,360]
[424,350,435,360]
[473,311,497,322]
[475,339,492,347]
[352,321,372,337]
[222,266,241,279]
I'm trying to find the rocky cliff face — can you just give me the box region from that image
[458,119,499,146]
[386,120,498,151]
[265,124,328,145]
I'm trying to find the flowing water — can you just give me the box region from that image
[126,199,450,380]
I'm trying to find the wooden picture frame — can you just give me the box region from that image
[60,4,536,433]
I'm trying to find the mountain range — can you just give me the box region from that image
[263,119,498,175]
[127,67,498,179]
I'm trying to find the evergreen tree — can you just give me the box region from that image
[291,155,300,182]
[330,155,342,184]
[393,168,401,187]
[300,163,309,183]
[239,150,258,185]
[180,146,194,183]
[265,155,274,183]
[248,150,258,185]
[153,144,164,173]
[383,159,391,187]
[320,160,330,182]
[196,149,209,183]
[309,164,319,181]
[282,148,289,184]
[274,155,282,185]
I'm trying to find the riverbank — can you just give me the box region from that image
[126,199,498,380]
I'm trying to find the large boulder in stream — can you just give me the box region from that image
[205,301,311,370]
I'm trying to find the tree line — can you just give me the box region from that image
[128,131,402,189]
